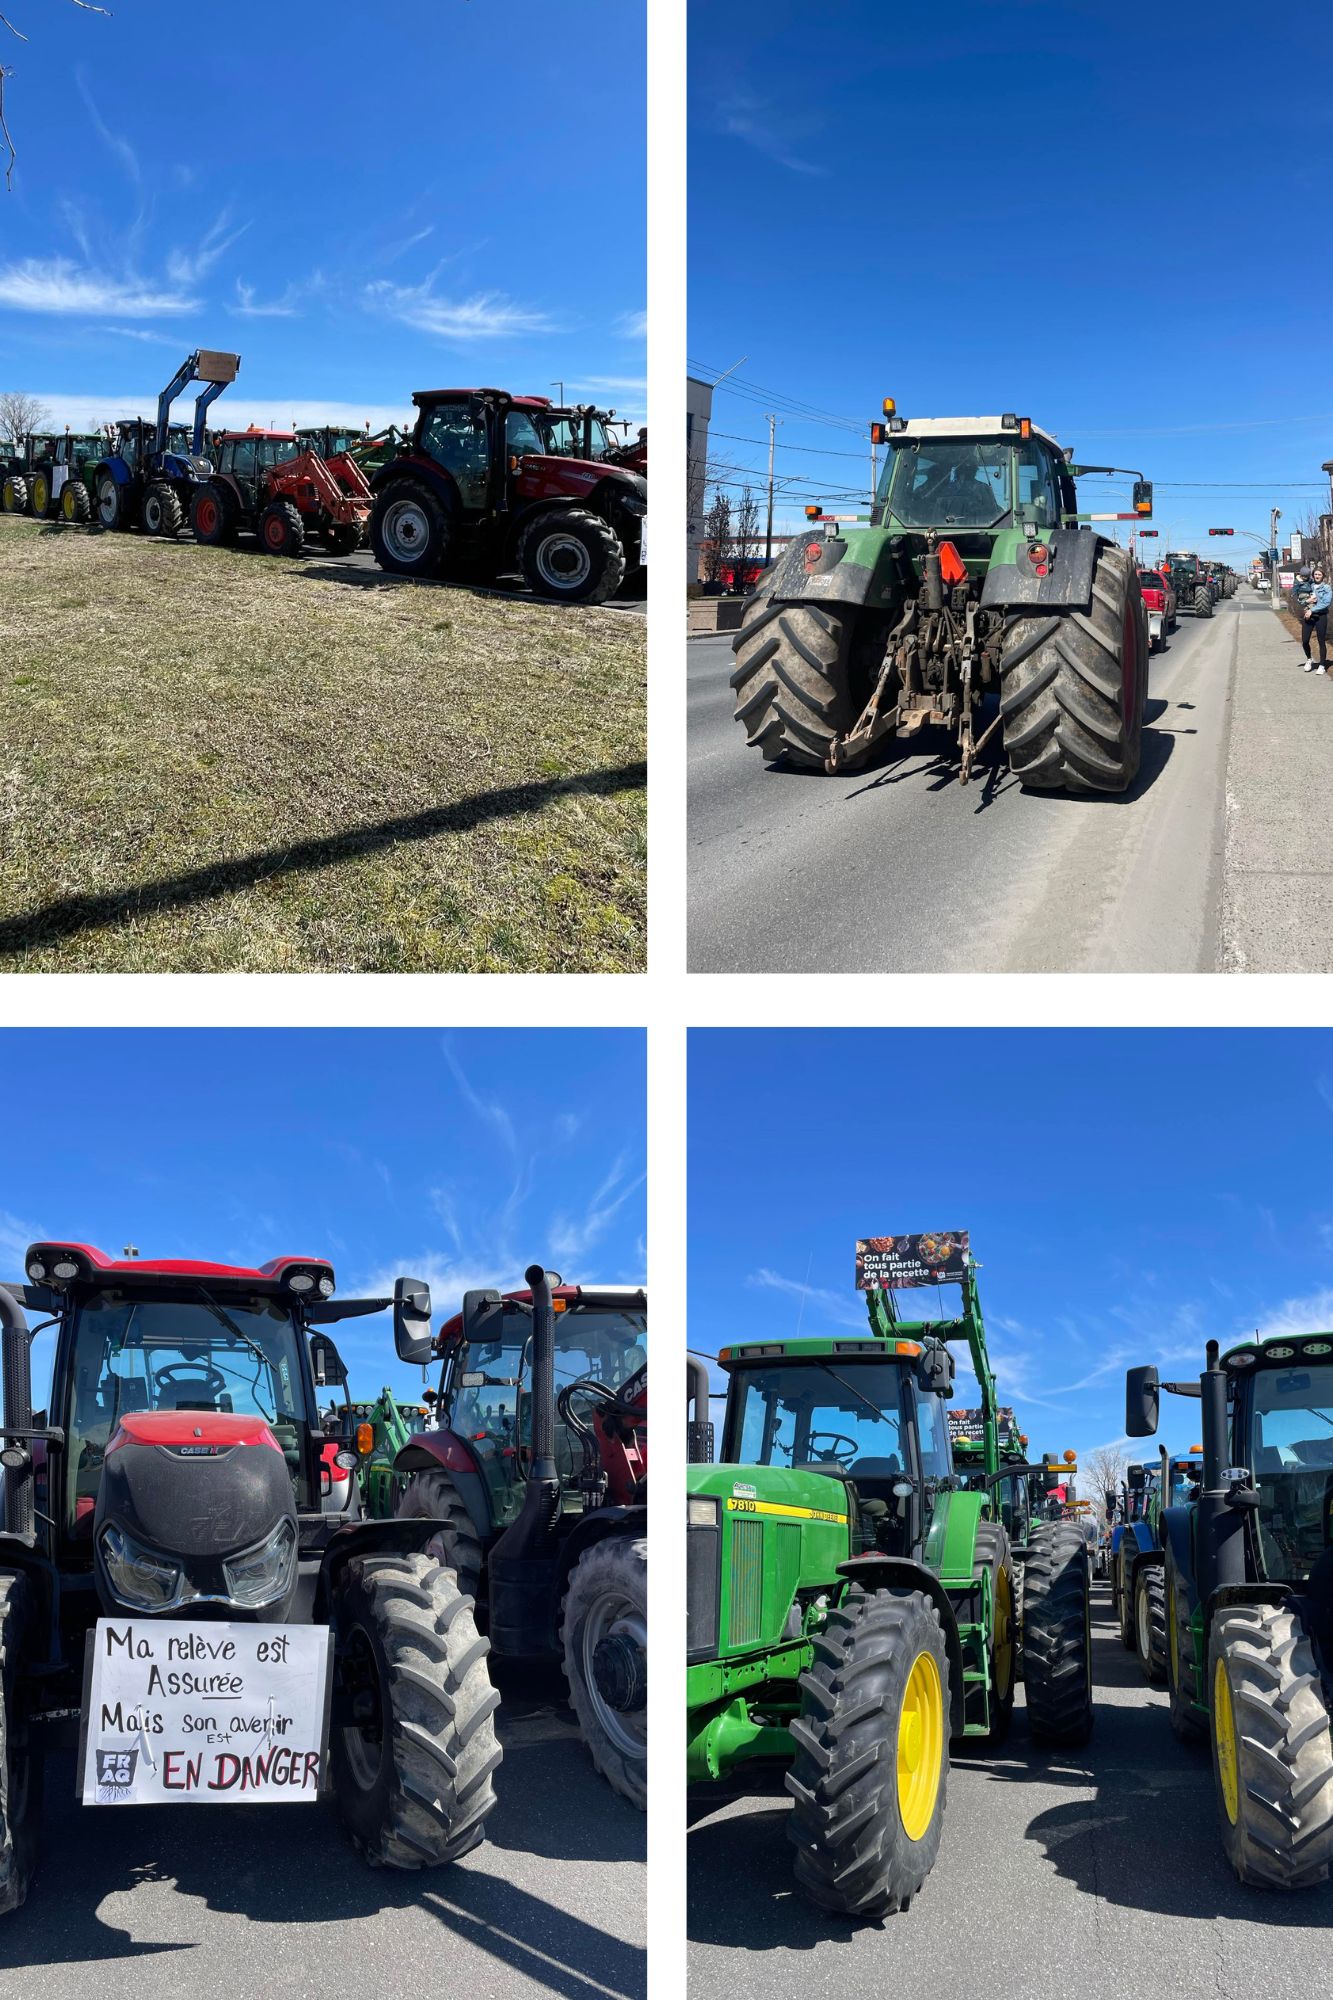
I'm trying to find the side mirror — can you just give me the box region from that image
[1125,1364,1160,1437]
[308,1333,347,1389]
[1133,478,1153,517]
[921,1344,954,1395]
[393,1277,434,1366]
[1127,1462,1147,1491]
[462,1288,503,1343]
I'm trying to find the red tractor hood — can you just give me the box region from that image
[513,454,645,502]
[106,1410,284,1455]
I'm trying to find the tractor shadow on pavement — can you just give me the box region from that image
[0,1661,645,2000]
[687,1588,1333,1953]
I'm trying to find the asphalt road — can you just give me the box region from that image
[0,1660,645,2000]
[689,596,1245,972]
[687,1582,1333,2000]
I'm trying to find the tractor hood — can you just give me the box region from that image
[93,1409,299,1620]
[514,455,646,504]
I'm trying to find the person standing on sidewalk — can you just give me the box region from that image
[1303,566,1332,673]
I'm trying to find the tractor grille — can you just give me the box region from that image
[687,1521,720,1663]
[729,1516,764,1649]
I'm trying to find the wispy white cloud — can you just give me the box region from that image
[166,211,251,287]
[717,90,829,177]
[549,1154,646,1263]
[614,309,646,340]
[75,68,141,190]
[100,326,179,344]
[364,280,557,341]
[0,258,197,318]
[0,1210,41,1275]
[1254,1286,1333,1338]
[233,278,306,319]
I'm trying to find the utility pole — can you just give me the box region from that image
[551,380,564,407]
[764,412,779,563]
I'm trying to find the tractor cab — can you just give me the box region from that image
[874,418,1078,539]
[1228,1341,1333,1584]
[214,428,302,503]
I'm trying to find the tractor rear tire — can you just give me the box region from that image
[1209,1602,1333,1889]
[729,576,858,769]
[190,483,237,547]
[142,484,184,538]
[560,1533,647,1809]
[394,1467,484,1602]
[331,1551,501,1870]
[517,507,626,605]
[96,475,128,531]
[1197,590,1214,619]
[999,541,1147,793]
[786,1585,949,1917]
[1021,1522,1093,1746]
[1116,1551,1136,1650]
[1012,1551,1027,1681]
[61,480,91,525]
[2,476,27,515]
[29,472,53,519]
[973,1519,1016,1746]
[1134,1563,1168,1686]
[371,480,449,577]
[259,498,304,558]
[0,1572,41,1914]
[1165,1545,1206,1744]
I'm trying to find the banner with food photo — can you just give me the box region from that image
[855,1232,970,1290]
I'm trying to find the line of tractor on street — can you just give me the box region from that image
[1,347,649,605]
[0,1243,646,1915]
[726,398,1237,792]
[686,1230,1333,1920]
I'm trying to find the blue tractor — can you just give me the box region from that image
[1110,1449,1204,1683]
[91,349,240,535]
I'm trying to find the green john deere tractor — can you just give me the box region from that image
[1126,1335,1333,1888]
[687,1232,1093,1918]
[730,404,1153,790]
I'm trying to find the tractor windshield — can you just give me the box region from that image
[880,439,1013,529]
[1249,1363,1333,1581]
[448,1305,648,1442]
[726,1359,917,1476]
[63,1291,310,1537]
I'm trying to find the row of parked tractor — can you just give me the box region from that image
[686,1229,1333,1918]
[0,1244,646,1913]
[0,347,649,605]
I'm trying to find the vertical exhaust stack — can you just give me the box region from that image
[687,1357,714,1464]
[1197,1338,1243,1601]
[0,1286,34,1538]
[525,1263,558,1487]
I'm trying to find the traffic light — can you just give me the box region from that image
[1138,529,1159,538]
[1208,527,1235,536]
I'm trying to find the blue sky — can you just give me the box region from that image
[0,1028,645,1405]
[690,0,1333,550]
[689,1030,1333,1469]
[0,0,644,433]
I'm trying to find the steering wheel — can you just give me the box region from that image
[155,1362,228,1403]
[806,1431,860,1468]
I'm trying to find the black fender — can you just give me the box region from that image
[1159,1504,1197,1625]
[390,1437,491,1545]
[368,456,460,516]
[312,1516,443,1619]
[836,1553,966,1735]
[752,528,886,613]
[981,527,1103,612]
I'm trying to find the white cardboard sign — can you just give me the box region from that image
[81,1619,332,1806]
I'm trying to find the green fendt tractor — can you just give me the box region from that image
[1126,1336,1333,1888]
[1165,552,1215,618]
[687,1232,1093,1918]
[730,404,1152,790]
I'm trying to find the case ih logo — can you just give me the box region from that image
[173,1443,229,1456]
[95,1747,139,1789]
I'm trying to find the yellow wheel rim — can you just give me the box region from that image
[1214,1655,1239,1825]
[897,1648,944,1843]
[33,476,49,513]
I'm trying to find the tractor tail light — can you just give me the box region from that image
[870,422,887,445]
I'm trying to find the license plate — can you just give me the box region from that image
[81,1618,332,1805]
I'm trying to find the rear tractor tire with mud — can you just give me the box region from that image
[729,578,857,770]
[560,1532,647,1809]
[1134,1562,1168,1686]
[1000,541,1147,794]
[1208,1601,1333,1889]
[1021,1521,1094,1745]
[394,1467,484,1603]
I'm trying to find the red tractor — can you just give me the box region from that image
[389,1266,646,1806]
[369,389,647,604]
[190,428,371,557]
[0,1243,501,1914]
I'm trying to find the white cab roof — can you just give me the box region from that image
[892,416,1064,450]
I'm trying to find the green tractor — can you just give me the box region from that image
[1126,1335,1333,1887]
[1165,552,1215,618]
[26,432,106,522]
[1,436,37,514]
[730,404,1153,790]
[687,1232,1093,1918]
[351,1387,431,1518]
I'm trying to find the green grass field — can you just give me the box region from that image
[0,517,645,971]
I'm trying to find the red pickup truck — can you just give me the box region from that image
[1136,566,1178,652]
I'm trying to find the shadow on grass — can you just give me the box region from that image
[0,761,647,958]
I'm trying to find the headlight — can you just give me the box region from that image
[687,1496,719,1528]
[100,1524,184,1611]
[223,1518,296,1607]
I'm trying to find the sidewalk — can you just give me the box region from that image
[1221,603,1333,970]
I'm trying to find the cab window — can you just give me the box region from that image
[1016,445,1061,527]
[420,403,489,506]
[505,410,546,460]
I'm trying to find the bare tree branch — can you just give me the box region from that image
[3,0,111,190]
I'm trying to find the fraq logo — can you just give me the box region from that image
[96,1747,138,1789]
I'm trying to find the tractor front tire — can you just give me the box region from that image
[1021,1522,1093,1746]
[371,481,449,577]
[332,1551,501,1869]
[2,476,28,515]
[1165,1546,1206,1743]
[1000,541,1147,793]
[1012,1551,1027,1681]
[29,472,52,519]
[1116,1552,1136,1650]
[974,1519,1016,1747]
[96,475,128,531]
[326,523,362,558]
[560,1534,647,1809]
[191,484,237,547]
[1209,1602,1333,1889]
[260,499,304,558]
[1134,1563,1168,1686]
[729,575,859,769]
[0,1572,41,1914]
[517,507,626,605]
[394,1467,484,1602]
[142,484,184,538]
[61,480,91,525]
[786,1585,949,1918]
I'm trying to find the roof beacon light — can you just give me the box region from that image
[882,398,896,417]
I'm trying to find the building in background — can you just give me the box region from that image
[687,375,713,587]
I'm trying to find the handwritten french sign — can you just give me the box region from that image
[81,1620,332,1806]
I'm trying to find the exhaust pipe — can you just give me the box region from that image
[686,1356,713,1464]
[0,1285,34,1538]
[1197,1338,1243,1601]
[525,1263,558,1486]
